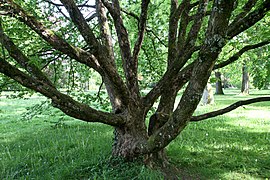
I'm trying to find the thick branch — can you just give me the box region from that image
[96,0,128,111]
[214,39,270,69]
[227,0,270,39]
[0,58,125,126]
[102,0,132,64]
[176,2,190,52]
[191,97,270,121]
[168,0,189,64]
[96,0,114,62]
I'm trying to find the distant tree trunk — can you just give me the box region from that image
[215,71,224,95]
[202,83,214,105]
[241,63,249,95]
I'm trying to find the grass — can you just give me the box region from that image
[0,89,269,179]
[169,89,270,179]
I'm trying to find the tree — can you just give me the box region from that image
[250,44,270,89]
[215,71,224,95]
[241,62,250,94]
[1,0,270,168]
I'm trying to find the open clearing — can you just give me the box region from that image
[0,89,269,179]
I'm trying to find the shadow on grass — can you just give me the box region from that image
[1,91,269,179]
[0,120,115,179]
[168,118,270,179]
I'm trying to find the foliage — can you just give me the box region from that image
[20,91,112,123]
[250,46,270,89]
[217,15,270,89]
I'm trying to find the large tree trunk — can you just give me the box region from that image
[111,108,148,159]
[112,126,147,159]
[111,107,170,167]
[241,63,249,95]
[215,71,224,95]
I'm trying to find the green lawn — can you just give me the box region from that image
[0,89,269,179]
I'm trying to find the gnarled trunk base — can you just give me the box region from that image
[112,126,148,159]
[111,126,197,179]
[144,149,169,169]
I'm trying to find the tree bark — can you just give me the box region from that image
[241,63,249,95]
[215,71,224,95]
[112,126,147,159]
[112,107,148,159]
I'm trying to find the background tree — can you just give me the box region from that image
[216,14,270,91]
[215,71,224,95]
[241,61,250,94]
[1,0,270,168]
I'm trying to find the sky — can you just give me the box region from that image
[49,0,96,20]
[53,0,95,5]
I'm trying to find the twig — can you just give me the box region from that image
[97,77,104,104]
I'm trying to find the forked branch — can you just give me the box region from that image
[145,0,235,153]
[59,0,100,55]
[101,0,140,98]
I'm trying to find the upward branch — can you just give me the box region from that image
[132,0,150,63]
[168,0,189,64]
[96,0,115,61]
[102,0,139,99]
[146,0,235,153]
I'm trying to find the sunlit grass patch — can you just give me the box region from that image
[168,89,270,179]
